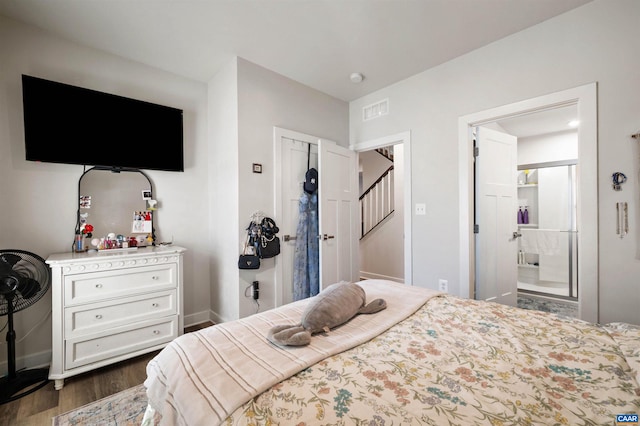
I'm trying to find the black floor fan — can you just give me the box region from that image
[0,249,51,405]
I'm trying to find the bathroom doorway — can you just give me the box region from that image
[459,83,598,323]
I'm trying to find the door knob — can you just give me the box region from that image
[512,231,522,239]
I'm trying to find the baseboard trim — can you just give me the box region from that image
[0,349,52,378]
[184,310,215,328]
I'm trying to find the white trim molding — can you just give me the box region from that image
[458,83,598,323]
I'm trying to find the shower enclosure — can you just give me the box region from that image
[516,161,578,299]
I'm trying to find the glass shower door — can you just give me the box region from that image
[517,163,577,299]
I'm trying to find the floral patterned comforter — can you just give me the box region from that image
[226,295,640,425]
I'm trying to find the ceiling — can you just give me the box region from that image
[0,0,592,102]
[498,104,579,138]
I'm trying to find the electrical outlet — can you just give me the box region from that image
[415,203,426,215]
[438,279,448,293]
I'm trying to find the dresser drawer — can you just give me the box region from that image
[64,264,176,305]
[65,316,178,369]
[64,290,177,338]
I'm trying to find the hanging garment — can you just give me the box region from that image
[293,192,319,301]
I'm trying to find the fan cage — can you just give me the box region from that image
[0,250,51,315]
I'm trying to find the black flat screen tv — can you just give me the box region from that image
[22,74,184,172]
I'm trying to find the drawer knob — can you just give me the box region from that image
[95,314,103,319]
[95,284,103,288]
[152,303,159,307]
[153,330,160,335]
[152,276,159,280]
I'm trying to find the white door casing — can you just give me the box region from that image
[274,127,358,306]
[474,127,518,306]
[350,131,412,285]
[458,83,598,323]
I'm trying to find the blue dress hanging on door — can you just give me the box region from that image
[293,192,319,301]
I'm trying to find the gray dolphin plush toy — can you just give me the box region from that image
[267,281,387,346]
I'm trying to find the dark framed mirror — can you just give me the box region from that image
[75,166,156,251]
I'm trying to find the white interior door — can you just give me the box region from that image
[275,132,318,305]
[274,128,358,306]
[475,126,518,306]
[318,140,359,287]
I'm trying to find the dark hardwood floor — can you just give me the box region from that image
[0,321,213,426]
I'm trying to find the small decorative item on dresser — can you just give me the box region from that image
[74,233,84,252]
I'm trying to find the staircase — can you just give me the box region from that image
[360,165,395,239]
[376,147,394,162]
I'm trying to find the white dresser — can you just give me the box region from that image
[46,245,186,390]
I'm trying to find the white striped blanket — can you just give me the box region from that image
[143,280,440,426]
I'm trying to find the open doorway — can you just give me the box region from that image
[480,105,580,316]
[351,131,413,285]
[459,83,598,323]
[487,105,579,298]
[358,144,404,282]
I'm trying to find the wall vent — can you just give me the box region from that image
[362,99,389,121]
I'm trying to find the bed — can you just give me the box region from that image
[143,279,640,425]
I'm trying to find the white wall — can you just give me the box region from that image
[0,15,210,372]
[209,58,349,321]
[349,0,640,325]
[207,59,240,323]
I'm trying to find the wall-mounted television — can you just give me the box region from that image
[22,74,184,172]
